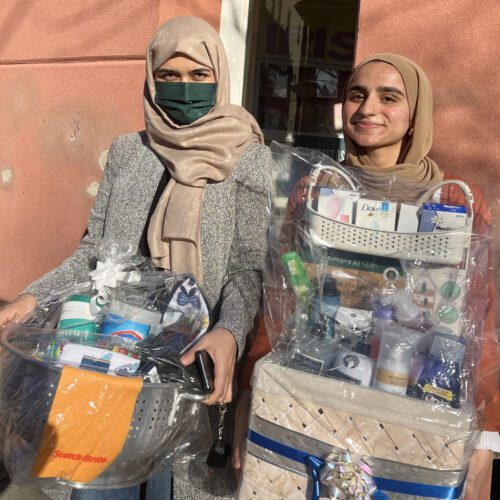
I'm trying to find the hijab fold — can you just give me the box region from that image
[343,53,443,202]
[145,16,263,283]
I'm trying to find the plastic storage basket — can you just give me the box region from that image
[307,170,474,265]
[0,325,207,489]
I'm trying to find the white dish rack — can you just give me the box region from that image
[306,166,474,265]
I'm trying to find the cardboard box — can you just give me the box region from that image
[418,203,467,232]
[356,199,397,231]
[316,188,359,224]
[397,203,420,233]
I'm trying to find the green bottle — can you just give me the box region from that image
[281,251,311,307]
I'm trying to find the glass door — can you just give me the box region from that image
[244,0,359,161]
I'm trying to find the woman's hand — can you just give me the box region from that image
[232,387,251,470]
[0,294,38,328]
[180,327,237,405]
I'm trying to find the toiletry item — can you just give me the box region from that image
[355,199,397,231]
[107,336,139,359]
[406,331,433,398]
[396,203,420,232]
[101,298,162,343]
[281,251,311,307]
[330,349,374,386]
[418,203,467,232]
[317,188,359,223]
[393,289,422,328]
[159,275,211,342]
[288,337,338,377]
[415,332,465,408]
[42,339,65,362]
[58,343,140,375]
[335,307,372,332]
[408,262,467,336]
[321,276,340,333]
[369,303,394,360]
[57,294,99,344]
[287,312,311,343]
[310,276,341,339]
[310,313,328,338]
[374,327,418,395]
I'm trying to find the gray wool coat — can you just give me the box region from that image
[31,132,271,499]
[25,132,271,357]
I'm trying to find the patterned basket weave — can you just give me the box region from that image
[238,358,474,499]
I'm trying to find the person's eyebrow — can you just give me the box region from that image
[189,66,213,73]
[347,84,406,97]
[377,86,406,96]
[156,68,180,75]
[347,84,367,92]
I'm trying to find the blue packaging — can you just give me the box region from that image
[418,203,467,232]
[415,332,465,408]
[101,313,151,343]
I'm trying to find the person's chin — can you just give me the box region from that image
[350,134,384,149]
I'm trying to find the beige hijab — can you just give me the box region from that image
[342,53,443,201]
[145,16,263,283]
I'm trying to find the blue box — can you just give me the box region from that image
[418,203,467,232]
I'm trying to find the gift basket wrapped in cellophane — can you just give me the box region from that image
[238,143,497,500]
[0,240,217,490]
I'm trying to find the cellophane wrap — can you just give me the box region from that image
[0,240,214,490]
[239,143,498,499]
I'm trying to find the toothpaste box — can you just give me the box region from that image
[355,199,397,231]
[317,187,359,224]
[418,203,467,232]
[396,203,420,232]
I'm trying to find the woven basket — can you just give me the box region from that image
[239,359,473,499]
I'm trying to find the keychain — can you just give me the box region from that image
[206,403,231,468]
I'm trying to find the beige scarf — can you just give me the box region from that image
[342,53,443,202]
[145,16,263,283]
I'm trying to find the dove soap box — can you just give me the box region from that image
[418,203,467,232]
[355,199,397,231]
[317,187,359,223]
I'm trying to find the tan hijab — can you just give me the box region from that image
[145,16,263,283]
[342,53,443,201]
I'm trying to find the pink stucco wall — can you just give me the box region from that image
[356,0,500,325]
[356,0,499,185]
[0,0,221,300]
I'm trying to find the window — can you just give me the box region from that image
[244,0,359,161]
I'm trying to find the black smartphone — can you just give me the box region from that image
[195,350,215,393]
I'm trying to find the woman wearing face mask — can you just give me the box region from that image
[0,16,271,500]
[233,54,498,498]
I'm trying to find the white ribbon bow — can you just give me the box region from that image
[89,258,141,306]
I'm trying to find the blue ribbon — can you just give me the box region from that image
[248,429,465,499]
[306,455,324,500]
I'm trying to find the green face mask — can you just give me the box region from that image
[154,82,217,125]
